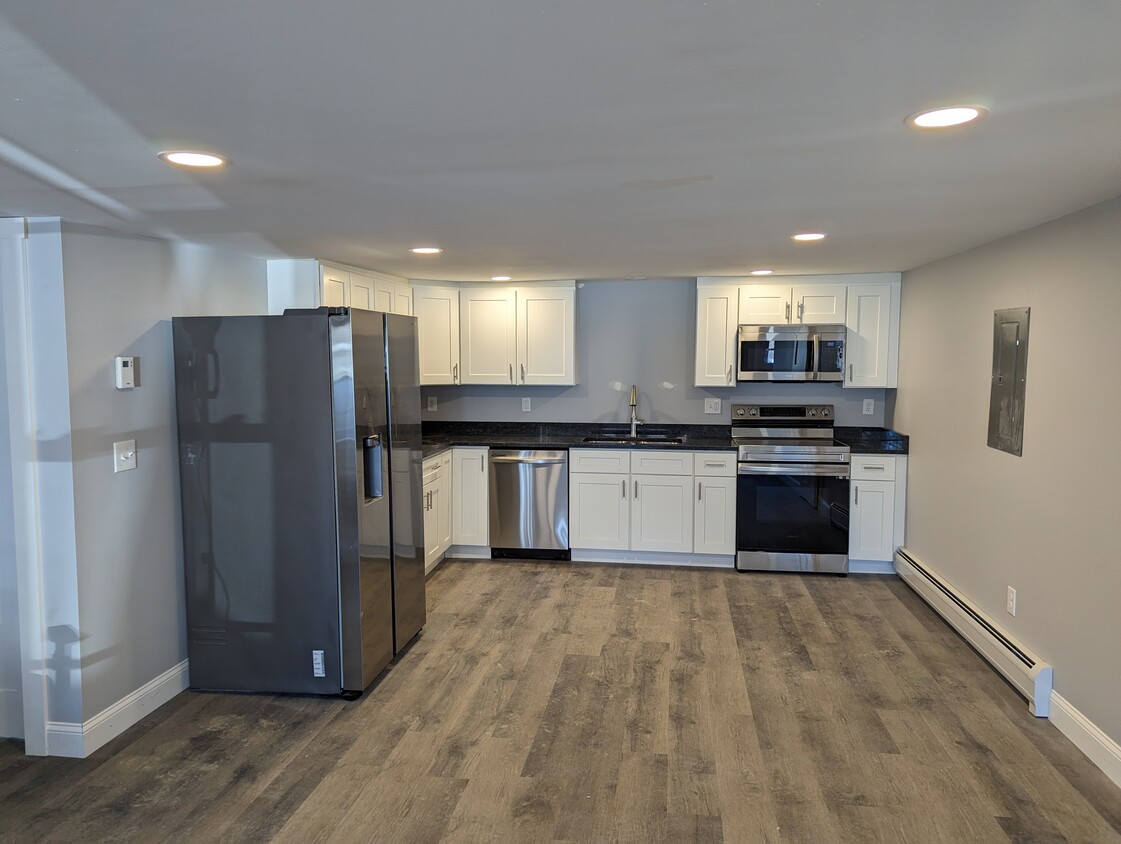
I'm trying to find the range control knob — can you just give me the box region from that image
[748,407,759,417]
[821,407,830,417]
[808,408,817,416]
[735,407,745,417]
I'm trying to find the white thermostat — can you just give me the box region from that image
[115,356,138,390]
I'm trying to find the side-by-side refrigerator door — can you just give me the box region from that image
[333,311,395,692]
[385,312,426,653]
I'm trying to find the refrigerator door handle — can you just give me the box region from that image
[363,434,384,500]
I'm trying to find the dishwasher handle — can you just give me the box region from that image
[489,451,567,465]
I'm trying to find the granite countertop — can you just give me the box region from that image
[421,421,908,458]
[421,421,735,458]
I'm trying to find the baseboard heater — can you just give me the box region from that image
[894,548,1052,717]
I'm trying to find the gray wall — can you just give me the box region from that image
[58,227,266,721]
[894,196,1121,744]
[423,279,888,427]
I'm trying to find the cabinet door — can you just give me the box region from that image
[436,456,453,554]
[414,285,461,385]
[370,278,394,313]
[569,473,630,550]
[695,285,739,387]
[320,266,350,308]
[739,284,791,324]
[344,272,373,310]
[422,481,440,573]
[845,284,893,388]
[451,448,489,546]
[794,284,846,324]
[517,286,576,385]
[694,476,736,555]
[631,475,694,553]
[460,287,517,384]
[849,480,896,561]
[394,285,413,316]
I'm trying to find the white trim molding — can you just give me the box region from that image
[45,660,189,758]
[1049,691,1121,790]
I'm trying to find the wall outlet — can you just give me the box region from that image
[704,398,721,414]
[427,396,437,412]
[1006,586,1017,616]
[862,398,875,415]
[113,439,137,473]
[521,397,531,412]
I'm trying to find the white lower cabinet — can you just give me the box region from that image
[570,472,631,550]
[451,447,489,547]
[694,476,736,556]
[848,455,907,563]
[570,449,735,558]
[422,451,452,574]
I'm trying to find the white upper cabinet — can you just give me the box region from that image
[266,259,411,315]
[459,286,518,384]
[416,280,577,387]
[694,283,739,387]
[320,265,350,308]
[844,282,899,388]
[413,284,461,385]
[349,271,376,311]
[736,281,845,325]
[738,284,791,324]
[516,285,575,385]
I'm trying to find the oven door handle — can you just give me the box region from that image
[812,333,820,381]
[738,463,850,478]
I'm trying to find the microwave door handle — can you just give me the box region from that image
[812,333,820,381]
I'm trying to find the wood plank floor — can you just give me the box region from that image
[2,560,1119,842]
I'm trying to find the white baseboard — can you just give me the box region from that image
[849,560,895,575]
[571,550,735,569]
[1049,691,1121,789]
[46,659,189,758]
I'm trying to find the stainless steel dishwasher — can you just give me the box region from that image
[488,450,570,559]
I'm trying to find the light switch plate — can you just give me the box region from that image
[427,396,437,412]
[862,398,875,415]
[704,398,721,414]
[521,397,531,412]
[113,439,137,473]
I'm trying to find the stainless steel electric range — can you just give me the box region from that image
[732,404,851,574]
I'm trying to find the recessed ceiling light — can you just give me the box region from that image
[791,233,826,242]
[490,276,511,281]
[907,106,987,129]
[409,246,442,255]
[158,150,226,168]
[750,269,774,276]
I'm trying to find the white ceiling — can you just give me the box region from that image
[1,2,1120,281]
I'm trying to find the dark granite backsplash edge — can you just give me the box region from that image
[422,420,734,440]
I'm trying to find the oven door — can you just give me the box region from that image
[735,462,850,574]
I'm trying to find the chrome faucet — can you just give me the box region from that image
[629,384,643,438]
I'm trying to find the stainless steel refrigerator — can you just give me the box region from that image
[172,308,425,696]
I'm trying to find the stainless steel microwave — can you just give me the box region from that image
[736,324,845,382]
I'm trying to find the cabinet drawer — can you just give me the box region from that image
[569,449,630,474]
[851,455,896,481]
[631,450,693,476]
[693,452,737,477]
[422,451,448,484]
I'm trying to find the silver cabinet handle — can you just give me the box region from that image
[621,480,626,499]
[453,363,458,383]
[520,363,525,383]
[855,485,860,506]
[697,481,702,502]
[480,455,485,472]
[798,301,804,321]
[634,480,639,499]
[704,460,724,467]
[848,363,854,381]
[509,363,513,383]
[865,464,885,471]
[727,364,733,385]
[785,302,791,322]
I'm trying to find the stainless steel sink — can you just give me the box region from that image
[582,435,684,445]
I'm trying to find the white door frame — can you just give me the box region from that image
[0,217,50,754]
